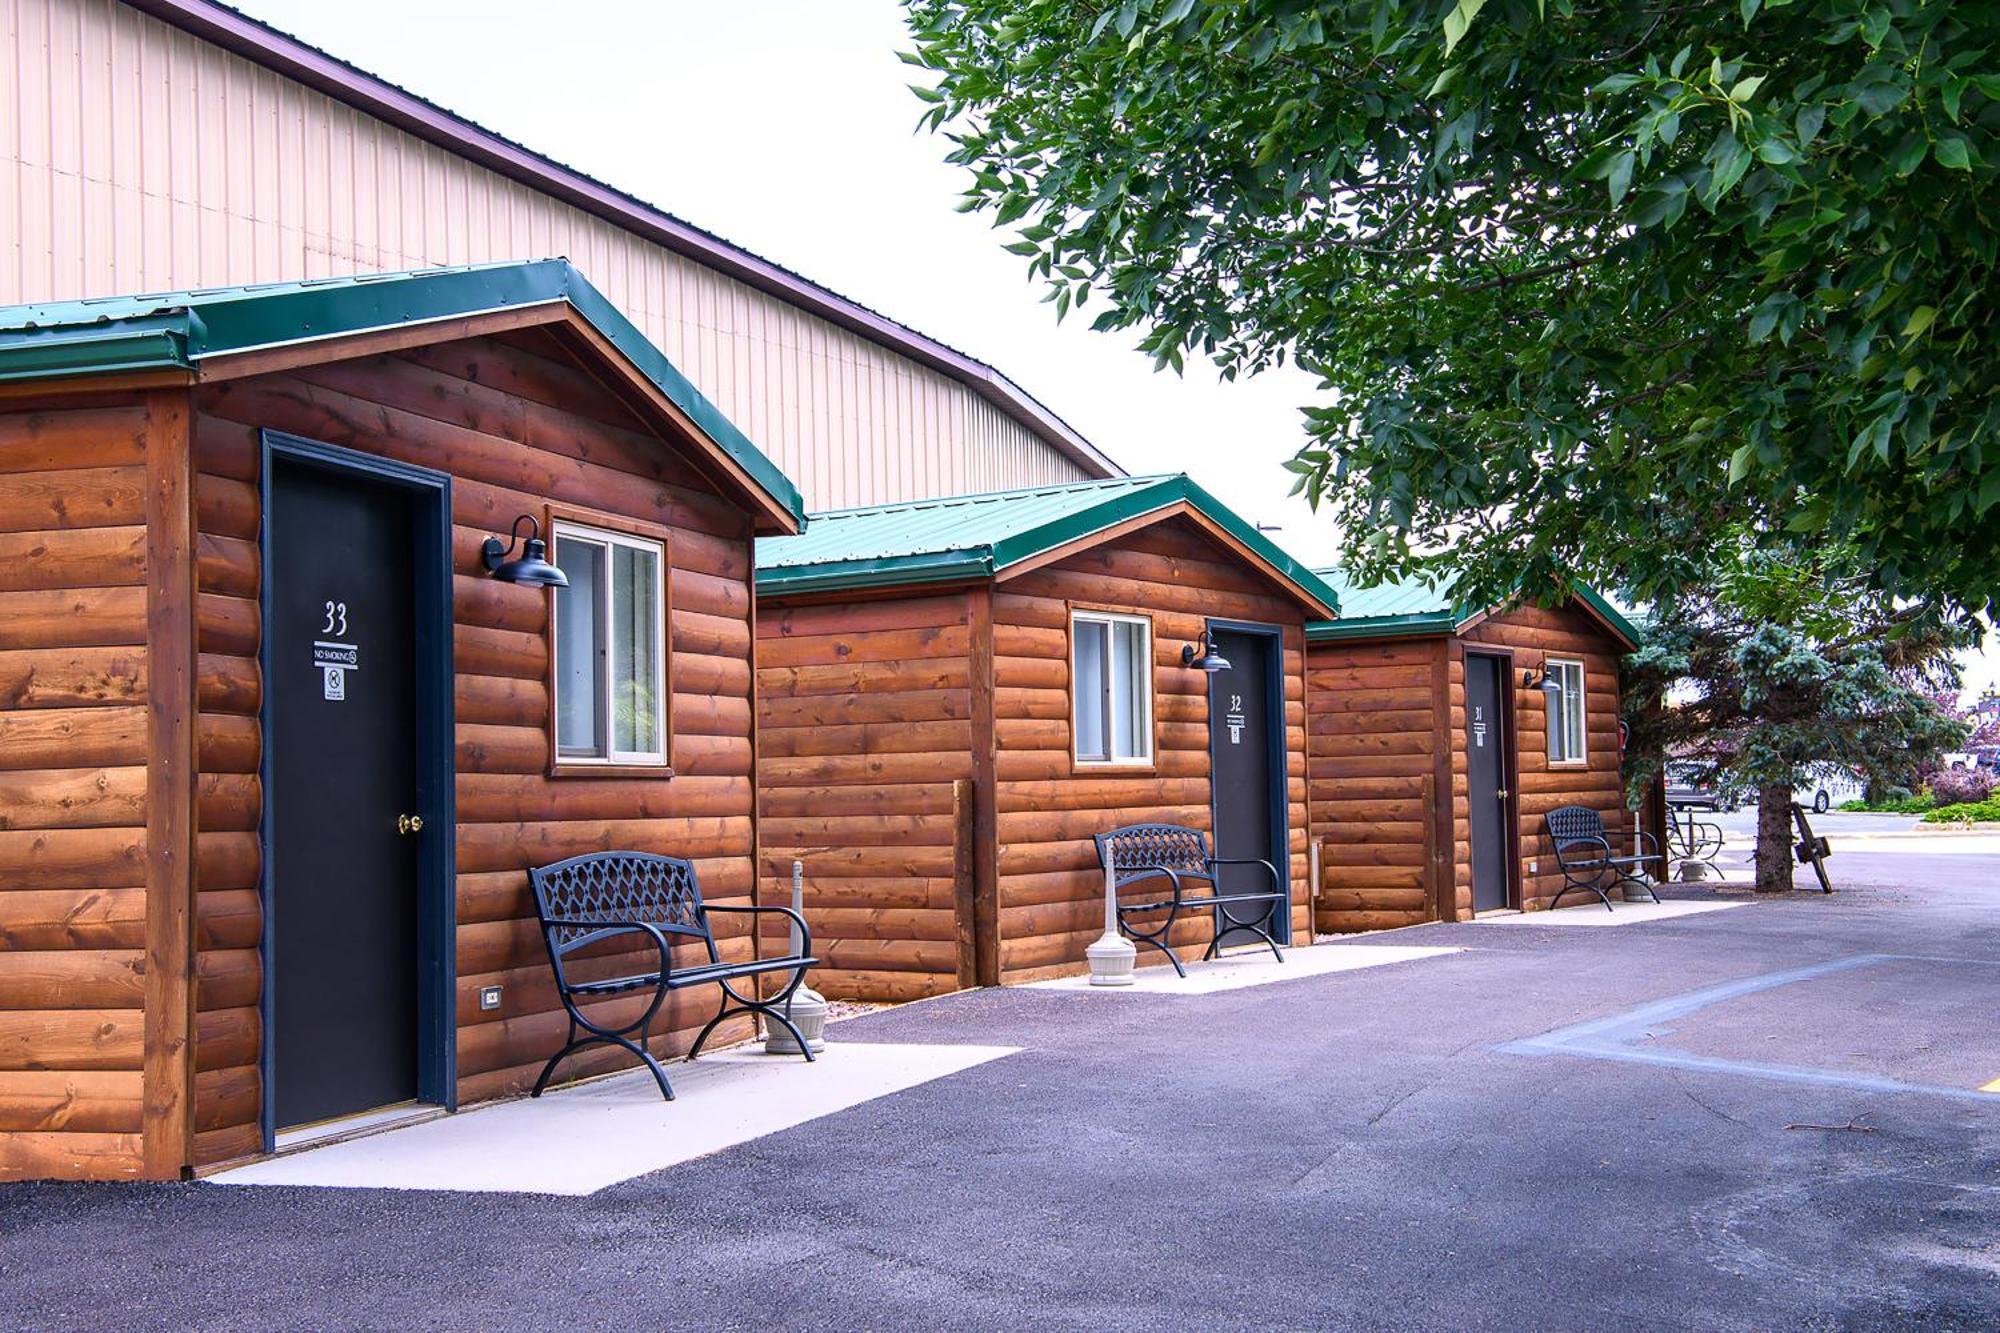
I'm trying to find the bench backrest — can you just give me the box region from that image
[1094,823,1211,878]
[528,851,712,954]
[1545,805,1609,853]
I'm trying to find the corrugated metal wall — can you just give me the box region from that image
[0,0,1093,508]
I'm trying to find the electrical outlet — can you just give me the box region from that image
[479,985,503,1011]
[1529,861,1539,874]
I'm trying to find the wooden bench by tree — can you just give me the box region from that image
[1093,823,1286,977]
[1546,806,1665,911]
[528,852,818,1101]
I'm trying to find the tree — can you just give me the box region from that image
[905,0,2000,614]
[1622,549,1971,891]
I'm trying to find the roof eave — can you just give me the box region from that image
[988,477,1343,619]
[1306,613,1458,642]
[0,260,806,530]
[0,324,190,383]
[755,550,994,598]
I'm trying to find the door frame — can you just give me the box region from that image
[257,430,458,1149]
[1205,618,1292,945]
[1462,646,1522,913]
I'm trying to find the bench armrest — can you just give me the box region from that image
[1205,856,1283,895]
[701,903,814,961]
[1552,835,1611,868]
[539,919,673,980]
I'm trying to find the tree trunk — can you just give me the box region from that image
[1755,785,1795,893]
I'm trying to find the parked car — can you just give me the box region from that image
[1801,767,1864,813]
[1665,762,1737,811]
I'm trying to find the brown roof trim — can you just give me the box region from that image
[120,0,1123,482]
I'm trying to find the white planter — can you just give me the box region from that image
[1085,931,1137,986]
[762,985,828,1054]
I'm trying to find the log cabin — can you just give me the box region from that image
[1303,574,1644,931]
[754,476,1342,1001]
[0,260,804,1182]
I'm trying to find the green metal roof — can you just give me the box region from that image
[1306,569,1642,648]
[756,474,1342,614]
[0,259,804,527]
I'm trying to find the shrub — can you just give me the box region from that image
[1923,797,2000,825]
[1848,790,1935,814]
[1929,767,1996,807]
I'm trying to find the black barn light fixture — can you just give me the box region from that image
[482,514,569,588]
[1181,629,1232,674]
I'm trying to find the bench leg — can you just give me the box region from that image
[532,1025,676,1102]
[1547,874,1614,913]
[688,970,819,1065]
[533,988,677,1102]
[1207,900,1285,965]
[1117,908,1187,977]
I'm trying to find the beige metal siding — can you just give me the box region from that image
[1,0,1095,507]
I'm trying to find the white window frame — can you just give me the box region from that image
[1070,609,1154,768]
[1546,657,1588,766]
[550,519,669,768]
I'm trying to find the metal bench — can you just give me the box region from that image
[1665,802,1725,868]
[528,851,817,1101]
[1093,823,1285,977]
[1546,805,1665,911]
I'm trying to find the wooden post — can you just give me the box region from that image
[142,388,196,1181]
[951,777,978,990]
[968,588,1001,988]
[1421,772,1441,922]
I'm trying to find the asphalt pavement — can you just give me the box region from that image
[3,838,1997,1331]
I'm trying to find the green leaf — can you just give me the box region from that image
[1902,306,1937,339]
[1001,239,1040,256]
[1731,74,1767,102]
[1748,295,1785,343]
[1442,0,1487,57]
[1606,150,1635,205]
[1728,443,1757,484]
[1934,137,1972,170]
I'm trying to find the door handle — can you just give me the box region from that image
[397,813,424,835]
[1495,789,1510,800]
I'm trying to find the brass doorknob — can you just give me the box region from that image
[397,813,424,835]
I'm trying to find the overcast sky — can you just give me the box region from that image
[234,0,1995,703]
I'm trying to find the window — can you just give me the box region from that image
[1546,658,1587,765]
[551,521,667,767]
[1071,611,1152,765]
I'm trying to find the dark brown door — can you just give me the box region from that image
[1465,653,1511,912]
[1207,626,1287,942]
[268,459,422,1129]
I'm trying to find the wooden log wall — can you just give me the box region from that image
[1458,605,1629,912]
[989,518,1312,983]
[1303,637,1450,933]
[754,590,976,1002]
[183,327,762,1165]
[0,398,155,1181]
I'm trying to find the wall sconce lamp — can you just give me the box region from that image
[1523,663,1561,695]
[482,515,569,588]
[1181,630,1232,674]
